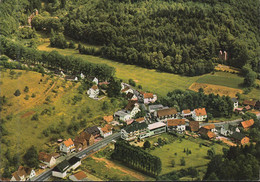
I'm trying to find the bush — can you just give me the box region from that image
[128,79,136,87]
[31,93,36,98]
[180,157,186,166]
[31,113,39,121]
[24,95,30,100]
[14,89,21,96]
[171,159,175,167]
[24,86,29,93]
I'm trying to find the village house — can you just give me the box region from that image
[202,124,216,133]
[52,157,81,179]
[11,166,36,181]
[198,127,216,140]
[144,122,167,138]
[141,92,157,104]
[125,100,141,118]
[92,77,99,85]
[230,132,250,145]
[121,121,148,141]
[157,108,178,122]
[74,135,87,152]
[242,100,256,109]
[216,123,240,136]
[38,152,56,168]
[85,126,101,138]
[99,124,113,138]
[69,171,87,181]
[87,85,99,98]
[60,138,75,153]
[148,104,168,117]
[135,117,145,123]
[192,108,207,121]
[231,98,239,110]
[114,110,132,122]
[167,119,186,133]
[103,115,114,123]
[241,119,254,131]
[126,92,138,101]
[121,86,134,95]
[182,109,192,118]
[189,121,200,132]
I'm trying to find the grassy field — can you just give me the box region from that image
[0,69,122,166]
[146,134,227,176]
[196,72,244,89]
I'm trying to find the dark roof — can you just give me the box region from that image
[126,92,134,99]
[125,100,138,111]
[231,132,245,140]
[85,126,100,136]
[243,100,256,107]
[124,121,148,133]
[231,98,238,103]
[189,121,199,132]
[53,160,70,173]
[68,156,81,166]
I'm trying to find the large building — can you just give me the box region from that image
[121,121,148,141]
[156,108,178,122]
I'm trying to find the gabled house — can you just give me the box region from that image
[189,121,200,132]
[126,92,137,101]
[121,121,148,141]
[92,77,99,85]
[77,131,95,146]
[167,119,186,133]
[217,123,240,136]
[74,135,87,152]
[52,157,81,179]
[157,108,178,122]
[125,100,140,117]
[60,138,75,153]
[85,126,101,138]
[192,108,207,121]
[38,152,56,168]
[242,100,256,108]
[202,124,216,133]
[99,124,113,138]
[230,132,250,145]
[114,110,132,122]
[69,171,87,181]
[141,93,157,104]
[103,115,114,124]
[11,166,36,181]
[135,117,145,123]
[87,85,99,98]
[121,86,134,95]
[198,127,216,139]
[182,109,192,118]
[231,98,239,110]
[241,119,254,131]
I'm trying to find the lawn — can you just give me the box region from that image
[37,41,201,97]
[147,134,227,175]
[196,72,244,89]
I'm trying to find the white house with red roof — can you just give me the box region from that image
[99,124,113,138]
[60,138,75,153]
[192,108,207,121]
[87,85,99,98]
[142,92,157,104]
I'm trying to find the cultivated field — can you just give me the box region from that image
[189,83,243,98]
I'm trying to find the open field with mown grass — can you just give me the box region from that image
[37,39,260,99]
[0,69,122,166]
[146,134,227,176]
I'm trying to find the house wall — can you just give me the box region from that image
[29,170,36,179]
[69,161,81,171]
[69,175,78,181]
[52,171,67,178]
[60,144,69,153]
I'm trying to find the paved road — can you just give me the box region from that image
[31,132,121,181]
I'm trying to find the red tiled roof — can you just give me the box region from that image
[38,152,53,163]
[101,124,112,134]
[143,93,154,99]
[243,100,256,107]
[103,115,113,123]
[167,119,186,126]
[121,86,130,92]
[241,119,254,129]
[135,117,145,122]
[73,171,87,180]
[182,109,191,114]
[203,124,215,130]
[194,108,207,116]
[207,131,216,139]
[157,108,177,117]
[64,138,74,147]
[91,85,98,90]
